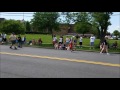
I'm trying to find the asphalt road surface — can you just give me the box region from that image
[0,45,120,78]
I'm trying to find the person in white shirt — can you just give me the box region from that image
[3,34,7,42]
[59,36,63,44]
[65,36,70,47]
[79,36,83,48]
[90,35,95,49]
[52,35,57,45]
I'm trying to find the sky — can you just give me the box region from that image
[0,12,120,33]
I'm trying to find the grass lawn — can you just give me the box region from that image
[20,34,120,46]
[6,34,120,53]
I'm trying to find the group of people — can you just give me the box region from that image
[28,38,42,46]
[52,34,96,52]
[52,34,113,55]
[52,35,84,52]
[9,33,26,50]
[0,33,7,44]
[100,37,118,55]
[1,32,117,54]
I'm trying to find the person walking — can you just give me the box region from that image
[69,40,73,52]
[18,35,22,48]
[0,36,2,45]
[90,35,95,49]
[9,33,17,50]
[100,37,109,55]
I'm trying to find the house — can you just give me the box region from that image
[53,24,75,35]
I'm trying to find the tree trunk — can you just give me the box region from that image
[49,27,53,38]
[100,29,105,43]
[97,29,100,39]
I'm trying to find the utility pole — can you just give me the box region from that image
[23,12,26,32]
[23,12,24,21]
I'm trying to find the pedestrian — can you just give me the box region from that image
[24,36,26,44]
[65,36,70,47]
[1,33,4,42]
[74,34,79,46]
[0,36,2,45]
[69,40,74,52]
[90,35,95,49]
[100,37,109,55]
[79,35,83,48]
[59,36,63,44]
[18,35,22,48]
[9,33,17,50]
[52,35,57,46]
[69,40,75,52]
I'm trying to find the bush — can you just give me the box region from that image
[0,20,25,34]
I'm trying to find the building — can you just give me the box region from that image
[53,24,75,35]
[31,24,76,35]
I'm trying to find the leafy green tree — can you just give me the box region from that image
[61,12,79,33]
[91,12,113,42]
[113,30,120,39]
[74,12,92,35]
[90,26,98,36]
[31,12,60,37]
[25,21,31,32]
[74,22,92,35]
[0,20,25,34]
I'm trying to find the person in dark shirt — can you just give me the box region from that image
[18,35,22,48]
[100,37,109,55]
[38,38,42,45]
[111,41,118,48]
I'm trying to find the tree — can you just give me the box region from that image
[31,12,60,37]
[25,21,31,32]
[113,30,120,39]
[90,26,98,36]
[61,12,79,33]
[74,22,92,35]
[74,12,92,35]
[0,20,25,34]
[91,12,113,42]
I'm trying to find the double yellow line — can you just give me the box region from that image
[0,52,120,67]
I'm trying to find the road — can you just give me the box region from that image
[0,45,120,78]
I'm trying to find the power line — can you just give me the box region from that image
[0,12,34,14]
[0,13,120,17]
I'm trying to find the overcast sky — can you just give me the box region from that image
[0,12,120,33]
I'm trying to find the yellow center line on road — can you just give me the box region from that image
[0,52,120,67]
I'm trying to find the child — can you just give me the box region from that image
[69,40,73,52]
